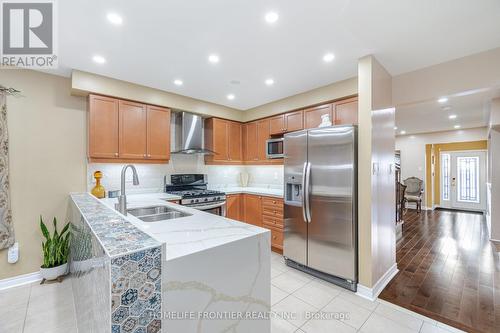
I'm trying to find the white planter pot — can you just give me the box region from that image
[40,263,68,281]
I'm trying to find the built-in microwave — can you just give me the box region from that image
[266,138,284,159]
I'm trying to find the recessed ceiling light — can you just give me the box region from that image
[174,79,183,86]
[410,135,416,139]
[438,97,448,103]
[448,114,457,119]
[394,126,398,130]
[208,54,220,63]
[227,94,235,100]
[265,12,279,24]
[92,55,106,64]
[454,125,461,129]
[265,78,275,86]
[107,13,123,25]
[323,53,335,62]
[400,130,406,135]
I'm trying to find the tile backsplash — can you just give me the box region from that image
[87,155,284,194]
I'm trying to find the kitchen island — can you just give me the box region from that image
[70,192,271,333]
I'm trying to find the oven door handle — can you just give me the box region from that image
[188,201,226,210]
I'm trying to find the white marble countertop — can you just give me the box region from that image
[210,186,284,198]
[100,193,269,261]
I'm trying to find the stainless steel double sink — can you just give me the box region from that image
[127,205,191,222]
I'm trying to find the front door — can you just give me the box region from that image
[440,151,486,212]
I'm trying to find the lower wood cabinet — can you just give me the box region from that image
[226,193,283,252]
[226,194,242,220]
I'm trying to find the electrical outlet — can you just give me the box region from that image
[8,242,19,264]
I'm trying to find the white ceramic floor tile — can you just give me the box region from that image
[435,322,467,333]
[271,267,285,279]
[338,291,379,311]
[272,271,311,294]
[420,322,451,333]
[0,318,24,333]
[0,284,31,307]
[323,295,372,329]
[273,295,319,328]
[271,314,299,333]
[292,279,341,309]
[300,312,357,333]
[375,302,424,331]
[377,299,437,325]
[272,285,289,306]
[360,313,418,333]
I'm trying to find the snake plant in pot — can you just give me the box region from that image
[40,216,70,281]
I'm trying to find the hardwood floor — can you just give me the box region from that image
[379,209,500,333]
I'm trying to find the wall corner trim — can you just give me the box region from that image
[0,271,42,291]
[356,263,398,301]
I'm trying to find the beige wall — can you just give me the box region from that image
[0,70,87,279]
[243,77,357,122]
[358,56,396,289]
[72,70,245,122]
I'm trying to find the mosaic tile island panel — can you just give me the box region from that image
[70,193,164,333]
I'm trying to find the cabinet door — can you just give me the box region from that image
[226,194,241,220]
[257,119,271,161]
[285,110,304,132]
[88,95,119,159]
[244,194,262,227]
[119,100,147,159]
[304,104,333,129]
[228,121,242,162]
[335,98,358,125]
[244,122,258,161]
[212,119,229,161]
[147,106,171,160]
[269,115,285,135]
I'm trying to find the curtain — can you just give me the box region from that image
[0,93,14,250]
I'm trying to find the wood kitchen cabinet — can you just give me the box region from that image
[257,119,271,161]
[304,104,334,129]
[147,105,171,160]
[205,118,243,164]
[226,194,242,220]
[88,94,171,163]
[334,97,358,125]
[243,122,258,162]
[269,110,304,135]
[89,95,119,159]
[119,100,147,159]
[243,194,262,227]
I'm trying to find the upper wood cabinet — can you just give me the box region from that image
[270,110,304,135]
[146,106,171,160]
[243,122,258,162]
[89,95,119,159]
[334,97,358,125]
[119,100,147,159]
[204,118,243,164]
[269,115,285,135]
[88,94,171,163]
[304,104,334,129]
[257,119,271,161]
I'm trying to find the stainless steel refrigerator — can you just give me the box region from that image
[283,125,358,291]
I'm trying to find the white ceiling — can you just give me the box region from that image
[56,0,500,110]
[395,89,500,135]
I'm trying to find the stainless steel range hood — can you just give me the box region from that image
[171,112,214,155]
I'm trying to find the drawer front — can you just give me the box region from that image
[262,215,283,229]
[270,227,283,249]
[262,205,283,218]
[262,197,283,209]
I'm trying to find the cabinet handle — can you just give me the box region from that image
[143,154,147,158]
[272,236,277,240]
[148,154,151,158]
[273,201,276,204]
[114,153,119,157]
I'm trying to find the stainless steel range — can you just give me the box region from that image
[165,174,226,216]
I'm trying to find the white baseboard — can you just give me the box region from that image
[0,271,42,291]
[356,263,399,301]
